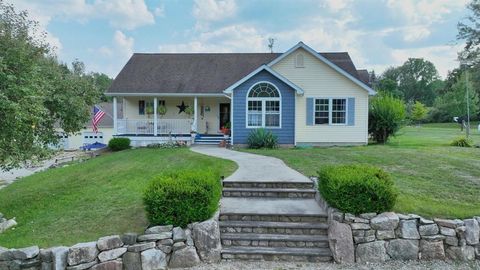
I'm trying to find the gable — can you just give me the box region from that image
[271,47,373,96]
[269,43,375,95]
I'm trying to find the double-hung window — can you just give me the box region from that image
[314,98,347,125]
[247,82,281,128]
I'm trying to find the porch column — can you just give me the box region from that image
[193,96,198,132]
[113,97,117,135]
[153,97,158,136]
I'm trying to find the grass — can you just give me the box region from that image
[0,148,236,248]
[245,124,480,219]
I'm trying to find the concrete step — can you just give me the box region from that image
[221,246,332,262]
[223,181,314,189]
[223,187,316,198]
[220,198,327,223]
[219,221,328,235]
[221,233,329,248]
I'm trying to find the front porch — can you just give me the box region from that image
[110,95,231,146]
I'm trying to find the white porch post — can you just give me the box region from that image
[193,96,198,132]
[113,97,117,135]
[153,97,158,136]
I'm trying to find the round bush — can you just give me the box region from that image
[143,170,221,227]
[247,128,278,149]
[318,165,397,214]
[108,138,131,151]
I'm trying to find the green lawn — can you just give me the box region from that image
[0,148,236,248]
[245,124,480,219]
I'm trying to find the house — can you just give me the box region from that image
[54,102,122,150]
[106,42,375,147]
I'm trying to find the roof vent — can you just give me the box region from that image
[295,53,304,68]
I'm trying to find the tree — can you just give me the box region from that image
[91,72,113,102]
[397,58,440,106]
[368,94,406,144]
[433,72,479,122]
[0,1,101,170]
[410,101,428,125]
[457,0,480,64]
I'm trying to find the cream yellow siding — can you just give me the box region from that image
[55,128,115,149]
[271,48,369,145]
[122,96,230,134]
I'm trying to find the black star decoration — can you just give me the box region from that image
[177,101,189,114]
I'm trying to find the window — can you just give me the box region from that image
[138,100,145,115]
[314,98,347,125]
[158,100,165,107]
[314,99,329,124]
[295,53,304,68]
[247,82,281,128]
[332,99,346,124]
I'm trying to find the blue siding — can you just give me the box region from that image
[232,70,295,145]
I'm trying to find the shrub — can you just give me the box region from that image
[143,170,221,227]
[147,141,187,149]
[369,95,406,143]
[247,128,278,149]
[450,137,473,147]
[409,101,428,124]
[108,138,131,151]
[318,165,397,214]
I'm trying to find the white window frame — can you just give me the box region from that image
[313,97,348,126]
[246,81,282,129]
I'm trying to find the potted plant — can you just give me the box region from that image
[184,106,194,118]
[221,122,231,138]
[145,104,154,118]
[157,105,167,118]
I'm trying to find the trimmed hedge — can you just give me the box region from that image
[108,138,131,151]
[247,128,278,149]
[318,165,397,214]
[143,170,221,227]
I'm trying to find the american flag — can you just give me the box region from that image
[92,105,106,133]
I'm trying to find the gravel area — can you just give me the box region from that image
[187,260,480,270]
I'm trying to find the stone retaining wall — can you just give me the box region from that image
[310,177,480,264]
[0,217,221,270]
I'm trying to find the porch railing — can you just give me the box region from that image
[117,119,192,135]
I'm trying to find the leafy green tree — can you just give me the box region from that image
[397,58,440,106]
[410,101,428,125]
[433,72,479,122]
[0,1,101,170]
[368,95,406,144]
[458,0,480,64]
[91,72,113,101]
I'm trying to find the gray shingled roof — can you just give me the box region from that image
[356,69,371,87]
[107,52,363,94]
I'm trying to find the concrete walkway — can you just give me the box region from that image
[191,146,311,183]
[191,146,326,217]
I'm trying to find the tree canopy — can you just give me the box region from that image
[0,1,105,169]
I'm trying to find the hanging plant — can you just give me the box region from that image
[157,105,167,116]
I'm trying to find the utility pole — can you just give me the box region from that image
[466,68,471,138]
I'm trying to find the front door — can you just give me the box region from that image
[219,103,230,130]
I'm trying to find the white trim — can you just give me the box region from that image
[245,81,282,129]
[113,97,118,135]
[311,97,348,126]
[224,65,304,95]
[230,93,234,145]
[105,92,229,97]
[153,97,158,136]
[268,42,376,96]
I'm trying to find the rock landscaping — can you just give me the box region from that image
[0,217,221,270]
[327,208,480,263]
[0,213,16,234]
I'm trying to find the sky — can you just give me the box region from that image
[6,0,472,79]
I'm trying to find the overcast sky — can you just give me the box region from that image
[7,0,471,78]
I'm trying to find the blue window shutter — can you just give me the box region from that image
[347,97,355,126]
[306,98,314,126]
